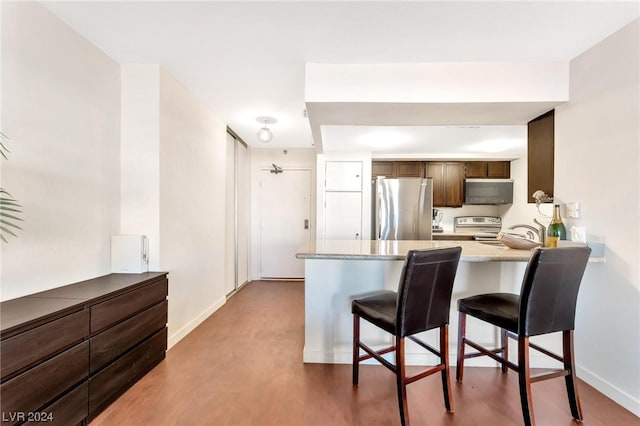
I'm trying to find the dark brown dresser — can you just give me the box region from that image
[0,272,168,425]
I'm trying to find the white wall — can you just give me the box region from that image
[555,19,640,415]
[1,2,230,349]
[158,69,228,347]
[488,21,640,413]
[120,65,228,348]
[1,2,121,300]
[120,65,160,270]
[249,147,316,280]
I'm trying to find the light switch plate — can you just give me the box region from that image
[567,201,581,218]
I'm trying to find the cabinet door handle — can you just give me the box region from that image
[304,219,309,230]
[355,233,359,239]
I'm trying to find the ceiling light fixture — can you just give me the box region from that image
[256,116,277,143]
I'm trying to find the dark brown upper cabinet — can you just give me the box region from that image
[372,161,396,177]
[464,161,511,179]
[372,161,423,178]
[426,162,464,207]
[527,110,554,203]
[465,162,487,178]
[487,162,511,178]
[396,162,423,177]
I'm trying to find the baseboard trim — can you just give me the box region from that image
[167,296,226,349]
[577,364,640,416]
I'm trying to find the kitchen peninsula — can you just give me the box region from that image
[296,240,603,367]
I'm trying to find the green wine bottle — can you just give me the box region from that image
[546,204,567,248]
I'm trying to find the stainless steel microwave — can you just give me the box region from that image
[464,179,514,205]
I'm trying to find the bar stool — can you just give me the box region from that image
[456,246,591,426]
[352,246,462,426]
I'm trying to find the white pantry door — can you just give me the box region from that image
[260,169,311,278]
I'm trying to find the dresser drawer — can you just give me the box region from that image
[0,341,89,419]
[90,300,167,373]
[90,278,167,333]
[89,327,167,417]
[24,382,88,426]
[1,310,89,380]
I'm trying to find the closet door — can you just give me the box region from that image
[236,142,249,287]
[225,133,237,296]
[225,131,250,296]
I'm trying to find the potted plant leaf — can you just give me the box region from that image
[0,131,22,242]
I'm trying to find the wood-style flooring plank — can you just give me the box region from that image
[90,281,638,426]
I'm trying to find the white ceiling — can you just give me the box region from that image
[42,1,639,154]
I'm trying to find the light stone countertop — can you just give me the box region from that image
[296,240,605,263]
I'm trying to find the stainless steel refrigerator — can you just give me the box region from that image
[373,177,433,240]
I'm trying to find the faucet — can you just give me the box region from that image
[507,224,541,242]
[533,219,546,246]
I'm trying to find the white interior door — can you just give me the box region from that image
[260,169,311,278]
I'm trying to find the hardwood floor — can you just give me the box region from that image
[91,281,638,426]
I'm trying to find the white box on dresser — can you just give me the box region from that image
[111,235,149,273]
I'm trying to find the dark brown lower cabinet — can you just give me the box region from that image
[90,300,168,373]
[89,328,167,420]
[0,272,168,426]
[0,341,89,419]
[25,382,89,426]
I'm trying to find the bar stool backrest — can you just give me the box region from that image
[396,247,462,337]
[518,246,592,337]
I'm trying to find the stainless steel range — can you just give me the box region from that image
[454,216,502,240]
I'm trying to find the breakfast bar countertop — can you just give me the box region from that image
[296,239,605,263]
[297,239,603,365]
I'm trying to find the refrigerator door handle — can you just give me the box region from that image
[418,180,432,240]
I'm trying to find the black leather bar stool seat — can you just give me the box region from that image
[352,246,462,426]
[456,246,591,426]
[459,293,520,330]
